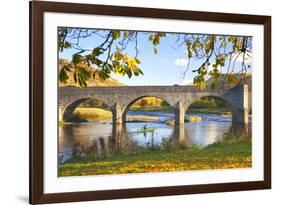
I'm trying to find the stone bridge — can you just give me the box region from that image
[59,84,250,125]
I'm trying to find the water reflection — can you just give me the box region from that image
[58,112,251,163]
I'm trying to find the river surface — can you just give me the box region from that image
[59,111,251,163]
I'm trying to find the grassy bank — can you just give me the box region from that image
[59,136,251,176]
[72,108,160,122]
[73,107,112,122]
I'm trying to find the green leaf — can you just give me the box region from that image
[123,31,127,39]
[112,30,121,40]
[138,68,144,75]
[188,50,192,58]
[92,58,103,66]
[59,68,68,82]
[153,47,158,55]
[153,36,160,46]
[98,70,110,81]
[92,48,104,56]
[62,64,72,72]
[72,54,82,65]
[125,68,132,78]
[135,58,141,64]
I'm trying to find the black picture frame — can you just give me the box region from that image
[30,1,271,204]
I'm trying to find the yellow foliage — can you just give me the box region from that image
[114,51,123,60]
[127,57,138,72]
[133,97,163,106]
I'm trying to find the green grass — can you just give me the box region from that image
[59,135,252,176]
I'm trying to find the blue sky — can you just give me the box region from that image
[59,29,252,86]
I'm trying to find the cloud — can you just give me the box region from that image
[181,79,193,85]
[174,58,188,66]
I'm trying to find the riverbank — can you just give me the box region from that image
[130,105,171,112]
[71,107,160,122]
[59,136,251,176]
[131,106,230,115]
[64,107,231,125]
[61,107,232,125]
[186,108,230,114]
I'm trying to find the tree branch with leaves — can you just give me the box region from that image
[58,27,252,89]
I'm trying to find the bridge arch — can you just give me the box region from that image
[121,95,174,123]
[60,97,113,122]
[185,95,235,116]
[184,94,247,124]
[122,95,173,113]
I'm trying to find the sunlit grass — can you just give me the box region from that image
[72,107,160,122]
[59,136,252,176]
[73,107,112,122]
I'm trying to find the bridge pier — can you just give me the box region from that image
[232,109,248,124]
[58,100,63,122]
[173,123,186,144]
[229,84,249,125]
[112,122,125,143]
[59,107,63,122]
[242,84,249,125]
[174,101,185,124]
[111,103,123,125]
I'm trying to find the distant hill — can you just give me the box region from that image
[205,73,252,90]
[58,59,124,87]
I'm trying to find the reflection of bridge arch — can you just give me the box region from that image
[59,84,250,125]
[60,97,113,122]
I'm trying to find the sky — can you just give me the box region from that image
[59,29,252,86]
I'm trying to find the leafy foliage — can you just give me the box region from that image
[58,27,252,89]
[58,28,145,87]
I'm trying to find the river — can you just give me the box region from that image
[58,111,251,163]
